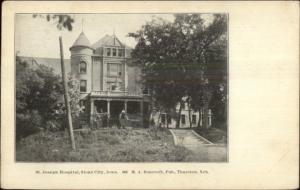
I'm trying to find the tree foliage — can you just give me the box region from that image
[16,57,82,139]
[16,57,63,139]
[33,14,75,31]
[129,14,227,128]
[53,74,81,114]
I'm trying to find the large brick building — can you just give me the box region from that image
[70,32,150,123]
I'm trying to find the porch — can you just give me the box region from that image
[87,91,150,128]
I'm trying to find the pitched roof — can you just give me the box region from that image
[92,34,124,49]
[70,32,92,50]
[18,56,71,75]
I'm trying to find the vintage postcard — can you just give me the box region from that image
[1,1,299,189]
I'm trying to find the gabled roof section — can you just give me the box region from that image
[70,32,93,50]
[18,56,71,75]
[92,34,125,49]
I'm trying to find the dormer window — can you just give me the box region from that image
[112,48,117,56]
[80,61,87,74]
[107,48,111,56]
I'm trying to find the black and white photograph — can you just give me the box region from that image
[15,13,228,162]
[2,1,299,189]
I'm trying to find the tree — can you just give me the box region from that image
[53,74,83,129]
[129,14,227,128]
[204,37,227,129]
[65,74,82,117]
[16,57,84,139]
[32,14,75,31]
[16,57,63,139]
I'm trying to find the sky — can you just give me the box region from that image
[15,14,213,58]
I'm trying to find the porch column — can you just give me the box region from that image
[207,109,212,128]
[124,100,128,113]
[107,100,111,116]
[200,109,203,127]
[140,101,144,114]
[140,101,144,127]
[90,99,94,125]
[90,99,94,115]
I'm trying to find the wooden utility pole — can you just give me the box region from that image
[59,36,76,150]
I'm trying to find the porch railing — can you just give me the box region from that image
[90,113,144,128]
[90,90,149,97]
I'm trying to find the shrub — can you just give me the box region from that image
[75,131,97,145]
[45,120,64,132]
[16,110,42,140]
[148,127,170,141]
[90,113,109,129]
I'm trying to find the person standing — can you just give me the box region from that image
[119,109,127,129]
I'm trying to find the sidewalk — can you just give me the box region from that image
[170,129,227,162]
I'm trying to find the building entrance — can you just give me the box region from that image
[110,101,124,127]
[110,101,124,117]
[127,101,140,114]
[94,100,107,113]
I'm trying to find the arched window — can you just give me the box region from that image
[80,61,87,74]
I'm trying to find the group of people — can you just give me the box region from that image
[92,109,130,129]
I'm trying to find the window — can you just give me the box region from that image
[118,49,123,57]
[111,84,117,91]
[161,114,166,124]
[112,48,117,56]
[80,80,87,92]
[181,114,186,124]
[107,63,121,76]
[79,100,86,112]
[107,48,111,56]
[143,86,149,94]
[80,61,87,74]
[192,114,197,124]
[79,100,84,107]
[107,82,120,91]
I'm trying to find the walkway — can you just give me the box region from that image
[169,129,227,162]
[170,129,213,147]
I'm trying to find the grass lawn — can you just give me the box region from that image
[16,127,206,162]
[193,127,227,144]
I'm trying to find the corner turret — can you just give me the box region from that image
[70,32,93,95]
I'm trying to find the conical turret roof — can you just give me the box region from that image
[70,32,93,50]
